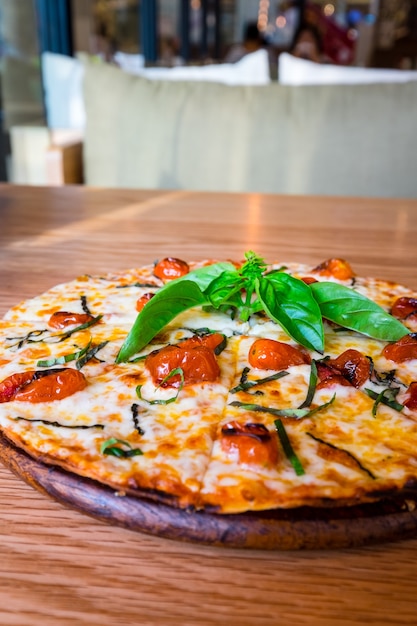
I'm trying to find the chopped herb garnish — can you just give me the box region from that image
[116,282,158,289]
[182,327,213,336]
[76,340,108,369]
[306,432,376,479]
[100,438,143,458]
[364,387,404,416]
[274,419,305,476]
[298,360,318,409]
[80,295,92,315]
[15,416,104,429]
[36,339,92,368]
[367,356,403,388]
[230,369,289,394]
[6,329,49,350]
[214,334,228,355]
[136,367,185,405]
[229,394,335,419]
[57,314,102,340]
[131,403,145,435]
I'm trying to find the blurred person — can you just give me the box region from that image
[289,22,324,63]
[225,22,266,63]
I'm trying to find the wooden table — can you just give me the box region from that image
[1,184,417,625]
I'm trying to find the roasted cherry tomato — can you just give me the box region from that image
[179,333,225,353]
[0,368,87,403]
[136,292,155,312]
[145,343,220,388]
[313,258,355,281]
[329,349,370,388]
[153,257,189,281]
[316,361,352,389]
[391,297,417,320]
[48,311,94,329]
[248,338,310,370]
[404,382,417,410]
[382,335,417,363]
[301,276,318,285]
[220,420,278,467]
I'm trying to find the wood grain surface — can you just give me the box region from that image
[1,184,417,625]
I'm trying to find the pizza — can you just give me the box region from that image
[1,252,417,515]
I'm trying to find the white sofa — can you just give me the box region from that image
[81,56,417,198]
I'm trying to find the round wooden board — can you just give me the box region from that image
[2,434,417,550]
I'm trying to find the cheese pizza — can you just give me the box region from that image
[1,252,417,515]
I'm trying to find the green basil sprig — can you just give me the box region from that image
[116,251,409,362]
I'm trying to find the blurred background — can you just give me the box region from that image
[0,0,416,185]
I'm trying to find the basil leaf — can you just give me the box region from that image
[174,262,237,291]
[116,280,209,362]
[204,270,244,309]
[311,282,409,342]
[240,251,267,278]
[257,273,324,352]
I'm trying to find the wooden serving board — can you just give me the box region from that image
[1,432,417,550]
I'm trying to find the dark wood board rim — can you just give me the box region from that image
[1,432,417,550]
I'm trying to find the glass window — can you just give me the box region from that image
[0,0,45,129]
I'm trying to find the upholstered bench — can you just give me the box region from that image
[82,57,417,198]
